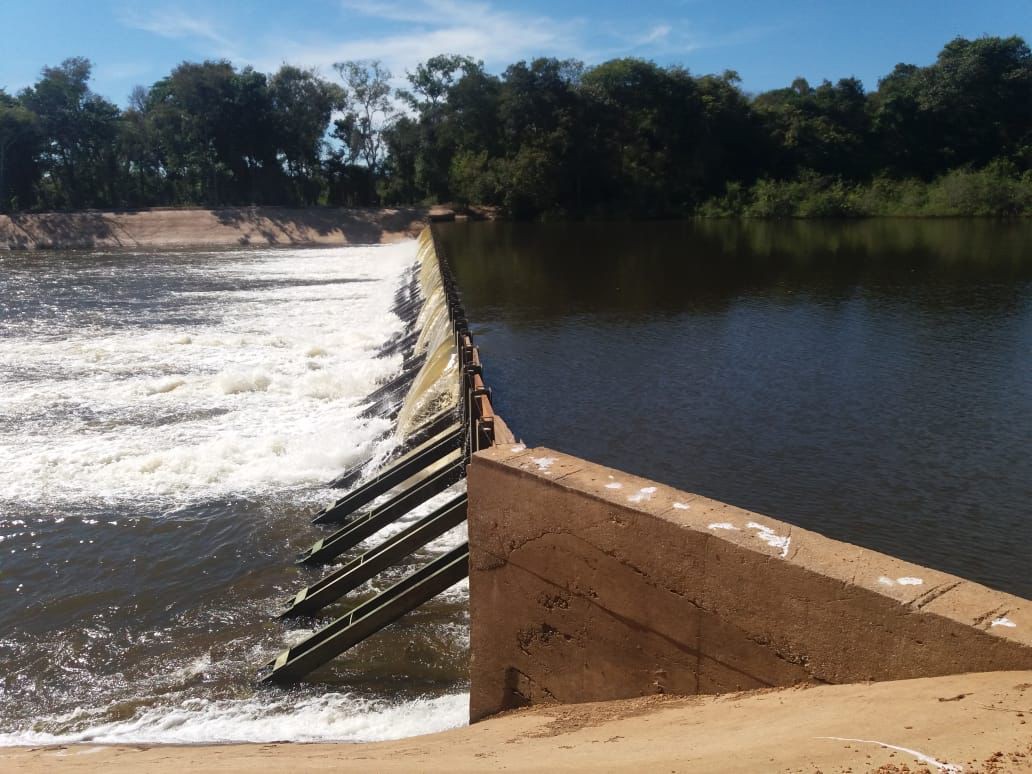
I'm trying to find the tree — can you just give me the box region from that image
[581,59,703,213]
[871,36,1032,177]
[395,55,483,201]
[269,66,345,204]
[332,60,396,203]
[19,57,121,207]
[693,71,767,191]
[754,76,872,179]
[0,91,41,211]
[398,54,479,113]
[147,60,285,204]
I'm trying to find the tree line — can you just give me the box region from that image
[1,35,1030,217]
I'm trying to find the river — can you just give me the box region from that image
[0,242,469,744]
[439,218,1032,599]
[1,219,1029,745]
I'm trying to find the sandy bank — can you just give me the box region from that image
[0,207,427,250]
[4,671,1030,773]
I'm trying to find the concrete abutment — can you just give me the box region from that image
[466,445,1032,722]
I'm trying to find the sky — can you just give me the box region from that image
[2,0,1030,104]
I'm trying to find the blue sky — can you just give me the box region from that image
[2,1,1030,104]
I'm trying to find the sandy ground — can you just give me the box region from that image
[0,207,427,250]
[4,671,1031,773]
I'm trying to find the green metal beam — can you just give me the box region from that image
[312,425,462,524]
[282,495,467,618]
[258,544,470,684]
[298,452,465,565]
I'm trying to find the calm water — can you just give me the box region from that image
[0,243,468,744]
[439,219,1032,598]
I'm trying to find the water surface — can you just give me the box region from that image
[0,243,468,744]
[440,219,1032,598]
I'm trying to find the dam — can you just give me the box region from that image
[1,212,1030,766]
[257,227,513,684]
[252,222,1030,721]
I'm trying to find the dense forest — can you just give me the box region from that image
[1,35,1030,218]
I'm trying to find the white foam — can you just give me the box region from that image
[216,370,271,394]
[146,378,186,395]
[0,242,416,509]
[0,692,469,746]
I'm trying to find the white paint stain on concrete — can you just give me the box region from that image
[628,486,657,504]
[878,576,925,587]
[991,617,1017,628]
[708,522,739,531]
[746,521,791,558]
[509,444,526,453]
[604,482,623,489]
[530,456,556,473]
[672,502,690,510]
[817,737,962,773]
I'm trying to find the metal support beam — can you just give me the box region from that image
[312,426,462,524]
[258,544,470,684]
[299,453,465,565]
[282,495,467,618]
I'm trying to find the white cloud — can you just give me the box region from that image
[117,1,781,85]
[637,24,674,46]
[251,0,586,80]
[118,5,238,56]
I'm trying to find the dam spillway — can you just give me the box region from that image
[0,236,478,744]
[258,227,511,685]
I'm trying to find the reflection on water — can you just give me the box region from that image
[439,219,1032,598]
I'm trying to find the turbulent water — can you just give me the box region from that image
[0,241,470,744]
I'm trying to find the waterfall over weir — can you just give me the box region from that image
[258,226,506,685]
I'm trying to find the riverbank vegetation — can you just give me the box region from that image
[1,36,1029,218]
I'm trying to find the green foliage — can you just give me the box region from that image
[448,150,496,206]
[4,35,1032,216]
[269,66,345,204]
[0,91,41,211]
[698,162,1032,218]
[18,58,121,208]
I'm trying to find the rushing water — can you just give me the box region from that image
[0,242,469,744]
[439,219,1032,599]
[3,220,1029,745]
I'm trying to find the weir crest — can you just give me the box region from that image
[257,226,509,685]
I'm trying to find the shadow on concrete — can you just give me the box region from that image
[1,206,429,250]
[2,211,121,249]
[211,206,427,246]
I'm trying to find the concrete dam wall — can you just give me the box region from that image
[238,223,1029,722]
[465,445,1032,721]
[0,206,427,250]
